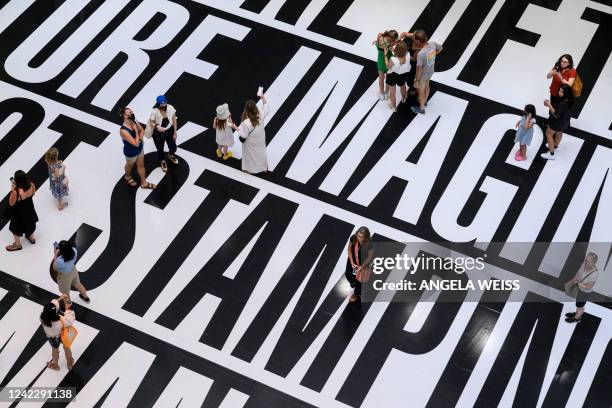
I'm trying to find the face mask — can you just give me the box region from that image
[160,105,167,111]
[128,113,135,121]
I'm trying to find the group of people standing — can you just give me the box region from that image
[374,29,443,114]
[118,91,270,191]
[374,29,578,163]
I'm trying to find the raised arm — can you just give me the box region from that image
[399,31,414,41]
[259,96,270,120]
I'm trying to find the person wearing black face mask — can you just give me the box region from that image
[147,95,178,173]
[119,107,156,189]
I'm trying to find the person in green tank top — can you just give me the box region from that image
[372,30,398,100]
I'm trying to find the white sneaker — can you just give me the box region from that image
[545,143,557,149]
[384,91,389,100]
[379,93,385,100]
[540,152,555,160]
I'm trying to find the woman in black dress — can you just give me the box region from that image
[5,170,38,251]
[541,84,573,160]
[344,226,374,303]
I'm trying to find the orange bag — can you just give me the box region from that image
[356,266,372,283]
[60,320,78,348]
[572,74,582,97]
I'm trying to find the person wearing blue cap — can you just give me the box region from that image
[147,95,178,172]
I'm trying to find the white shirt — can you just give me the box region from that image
[41,310,75,338]
[575,266,598,293]
[388,56,410,75]
[149,105,177,131]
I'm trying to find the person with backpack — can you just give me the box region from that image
[40,294,76,370]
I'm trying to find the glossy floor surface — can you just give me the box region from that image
[0,0,611,407]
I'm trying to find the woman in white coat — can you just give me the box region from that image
[238,95,269,174]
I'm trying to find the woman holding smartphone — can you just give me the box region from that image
[53,240,90,302]
[4,170,38,251]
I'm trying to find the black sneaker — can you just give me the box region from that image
[565,312,576,318]
[565,316,581,323]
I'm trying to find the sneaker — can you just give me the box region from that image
[565,316,581,323]
[540,152,555,160]
[411,106,425,114]
[565,312,576,318]
[379,93,385,100]
[384,91,389,100]
[545,143,557,150]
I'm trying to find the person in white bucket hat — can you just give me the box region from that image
[213,103,237,160]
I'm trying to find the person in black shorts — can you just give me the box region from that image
[384,42,410,112]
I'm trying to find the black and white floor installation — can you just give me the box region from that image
[0,0,611,407]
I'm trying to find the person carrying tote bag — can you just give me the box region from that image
[564,252,598,323]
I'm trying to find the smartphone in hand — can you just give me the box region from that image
[257,86,264,97]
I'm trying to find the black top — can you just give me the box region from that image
[406,40,420,83]
[9,190,38,236]
[348,235,373,265]
[548,99,571,131]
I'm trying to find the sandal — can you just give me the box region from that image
[140,182,157,190]
[124,175,138,187]
[160,160,167,173]
[79,293,91,303]
[168,155,179,165]
[6,243,22,251]
[222,151,233,160]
